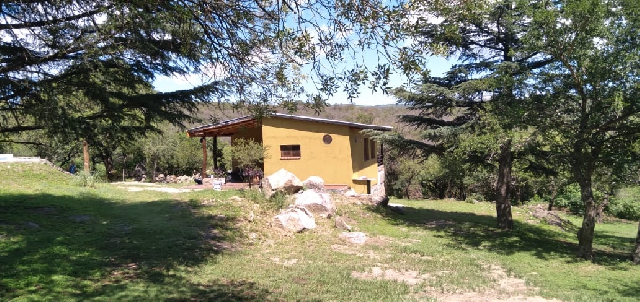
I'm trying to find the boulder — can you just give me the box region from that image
[335,216,352,231]
[133,162,146,181]
[273,206,316,233]
[167,175,177,183]
[371,183,389,206]
[303,176,325,191]
[177,175,191,183]
[262,168,303,199]
[294,189,336,218]
[343,188,357,197]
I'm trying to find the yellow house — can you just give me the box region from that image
[186,113,392,194]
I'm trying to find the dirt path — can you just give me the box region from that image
[111,182,203,193]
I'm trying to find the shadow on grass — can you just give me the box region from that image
[0,193,272,301]
[368,204,633,266]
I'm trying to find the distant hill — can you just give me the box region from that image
[193,102,422,139]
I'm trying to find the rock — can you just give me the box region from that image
[273,206,316,233]
[335,216,352,231]
[355,194,374,204]
[303,176,325,191]
[133,162,146,181]
[261,178,273,199]
[166,175,177,183]
[371,183,389,206]
[176,175,191,183]
[156,174,165,182]
[343,188,357,197]
[262,168,303,198]
[294,189,336,218]
[339,232,367,244]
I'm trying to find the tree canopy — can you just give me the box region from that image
[0,0,400,141]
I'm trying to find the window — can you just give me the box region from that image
[370,139,376,161]
[280,145,301,159]
[364,138,369,161]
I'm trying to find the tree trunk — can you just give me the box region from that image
[83,139,90,172]
[153,158,157,183]
[596,188,612,223]
[122,154,126,182]
[102,152,114,181]
[496,139,513,230]
[577,177,597,260]
[633,221,640,264]
[548,178,558,211]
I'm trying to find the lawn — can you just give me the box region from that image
[1,163,638,301]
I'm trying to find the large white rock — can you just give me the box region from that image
[273,206,316,233]
[262,168,303,198]
[343,188,358,197]
[303,176,325,191]
[371,183,388,206]
[294,189,336,218]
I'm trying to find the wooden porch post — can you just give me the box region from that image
[201,137,207,178]
[213,135,218,170]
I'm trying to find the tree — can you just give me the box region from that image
[230,138,268,186]
[521,0,640,259]
[1,0,401,142]
[393,0,549,230]
[230,138,268,170]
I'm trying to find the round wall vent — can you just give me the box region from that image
[323,134,333,144]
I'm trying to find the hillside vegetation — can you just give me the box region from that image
[1,163,639,301]
[195,102,420,137]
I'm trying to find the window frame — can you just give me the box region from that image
[364,138,370,161]
[280,144,301,160]
[370,139,376,161]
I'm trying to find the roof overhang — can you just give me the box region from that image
[186,113,393,137]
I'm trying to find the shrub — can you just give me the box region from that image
[528,194,547,205]
[72,171,99,188]
[241,188,265,203]
[268,191,290,210]
[554,183,583,214]
[465,192,485,204]
[241,189,290,211]
[607,199,640,220]
[607,187,640,220]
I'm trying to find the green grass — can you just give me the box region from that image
[1,162,639,301]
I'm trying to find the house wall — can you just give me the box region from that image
[261,117,378,194]
[349,128,379,194]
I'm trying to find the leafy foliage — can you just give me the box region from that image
[230,138,268,170]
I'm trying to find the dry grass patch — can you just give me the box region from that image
[352,266,436,285]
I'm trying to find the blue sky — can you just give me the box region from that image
[153,55,455,107]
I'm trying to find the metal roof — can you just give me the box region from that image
[186,113,393,137]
